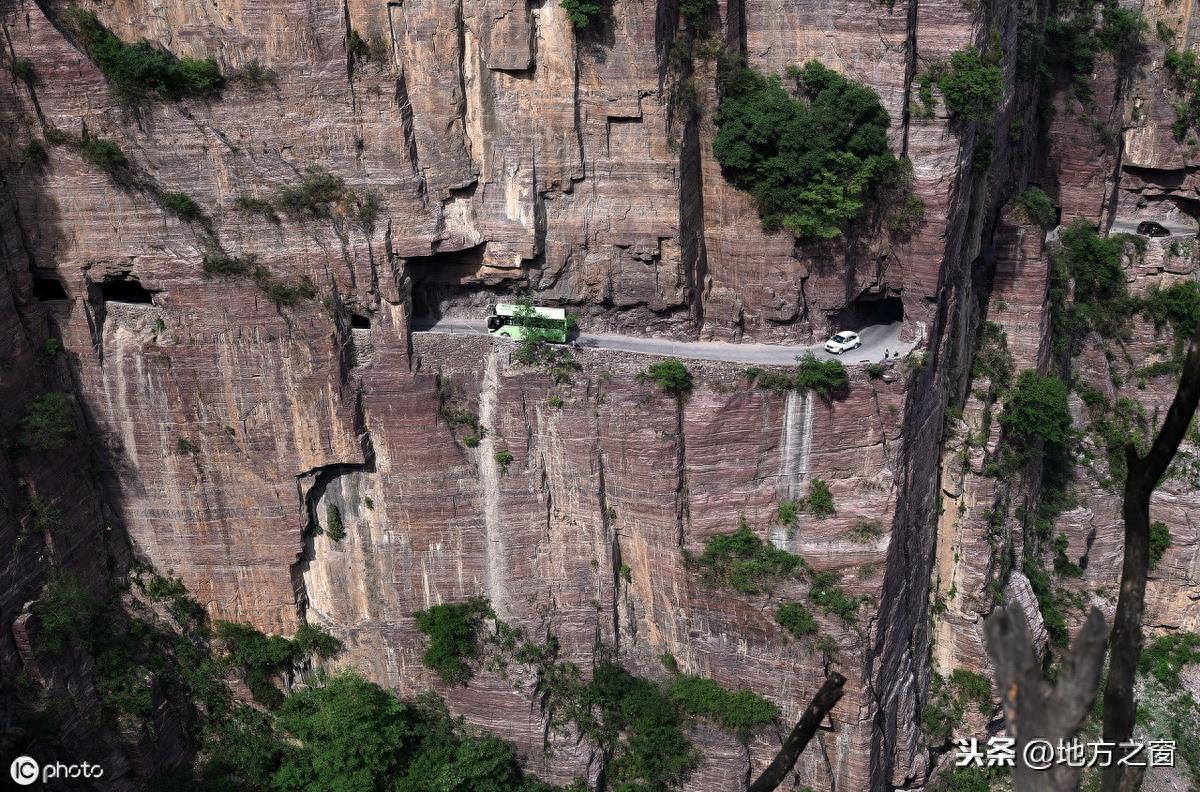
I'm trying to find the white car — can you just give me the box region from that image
[824,331,862,355]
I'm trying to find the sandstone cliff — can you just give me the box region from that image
[3,0,1198,790]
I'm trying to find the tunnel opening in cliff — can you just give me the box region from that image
[832,293,903,331]
[405,243,528,321]
[98,278,156,305]
[32,277,68,301]
[350,313,370,329]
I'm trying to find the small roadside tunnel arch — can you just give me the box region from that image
[831,293,903,331]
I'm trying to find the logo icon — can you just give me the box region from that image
[10,755,39,785]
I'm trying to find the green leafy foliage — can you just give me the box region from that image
[886,193,926,235]
[1139,632,1200,688]
[560,0,603,29]
[795,353,849,396]
[949,669,992,711]
[78,132,128,175]
[849,518,882,543]
[1023,556,1068,647]
[1096,3,1146,63]
[973,320,1014,396]
[713,59,900,240]
[747,353,848,398]
[413,598,493,686]
[64,7,223,101]
[32,574,99,652]
[802,478,835,517]
[1139,280,1200,338]
[1053,533,1084,578]
[921,672,961,744]
[686,520,805,593]
[1014,187,1056,228]
[678,0,715,29]
[775,602,817,637]
[776,499,797,527]
[1165,45,1200,140]
[1050,222,1133,344]
[638,359,693,397]
[325,503,345,542]
[668,675,779,733]
[233,194,281,223]
[275,165,346,216]
[936,45,1003,123]
[1149,521,1171,570]
[216,620,339,707]
[21,139,48,166]
[163,190,203,221]
[17,392,75,451]
[808,570,864,624]
[11,56,33,82]
[202,251,261,278]
[495,450,514,473]
[258,275,317,306]
[580,662,697,789]
[1000,370,1072,456]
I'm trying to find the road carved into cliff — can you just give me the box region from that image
[414,319,917,366]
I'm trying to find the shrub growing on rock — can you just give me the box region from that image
[713,59,900,240]
[803,478,835,517]
[163,190,203,221]
[560,0,603,28]
[275,165,346,216]
[325,503,345,542]
[1149,521,1171,570]
[794,353,848,398]
[17,393,75,451]
[1014,187,1056,228]
[668,674,779,734]
[775,602,817,637]
[1000,370,1072,454]
[413,597,493,686]
[639,359,693,397]
[64,8,224,101]
[686,519,806,594]
[78,132,128,175]
[936,45,1003,123]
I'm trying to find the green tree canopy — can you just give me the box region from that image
[713,59,900,241]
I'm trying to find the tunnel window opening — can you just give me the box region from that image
[404,242,515,322]
[350,313,371,330]
[33,277,68,301]
[100,279,155,304]
[832,294,903,331]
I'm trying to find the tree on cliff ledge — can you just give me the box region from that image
[713,59,900,241]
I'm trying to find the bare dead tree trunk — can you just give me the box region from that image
[747,672,845,792]
[986,603,1108,792]
[1101,329,1200,792]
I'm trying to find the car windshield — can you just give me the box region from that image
[834,333,853,342]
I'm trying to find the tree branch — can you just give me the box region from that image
[986,602,1107,792]
[747,672,845,792]
[1101,327,1200,792]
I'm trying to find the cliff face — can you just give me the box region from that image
[3,0,1198,790]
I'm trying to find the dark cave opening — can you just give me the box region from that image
[350,313,371,330]
[99,278,155,304]
[404,242,512,321]
[832,294,904,331]
[32,277,68,301]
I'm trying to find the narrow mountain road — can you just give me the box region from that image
[413,319,916,367]
[1109,217,1198,237]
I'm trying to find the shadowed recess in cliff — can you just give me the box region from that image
[32,276,68,300]
[96,277,155,304]
[832,294,903,333]
[405,242,524,320]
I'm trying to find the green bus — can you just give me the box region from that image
[486,303,570,343]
